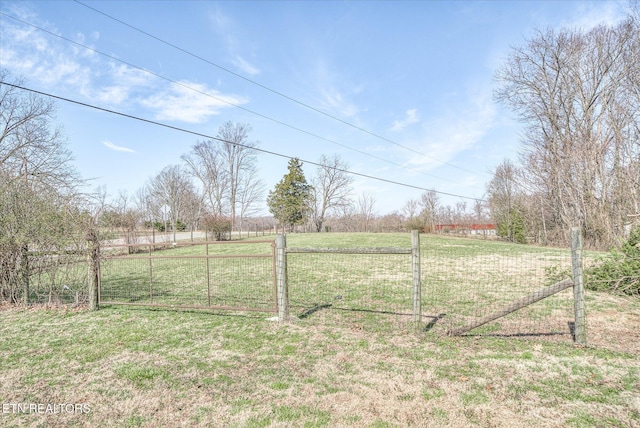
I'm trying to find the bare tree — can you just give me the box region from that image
[419,190,440,233]
[335,203,357,232]
[311,154,354,232]
[180,188,204,241]
[495,14,640,248]
[473,199,488,223]
[183,122,262,235]
[146,165,195,243]
[237,167,264,233]
[0,70,79,193]
[101,190,141,248]
[357,192,377,232]
[182,140,228,217]
[402,198,420,219]
[216,121,262,233]
[402,197,424,231]
[486,159,527,243]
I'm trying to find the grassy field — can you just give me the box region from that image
[1,233,639,427]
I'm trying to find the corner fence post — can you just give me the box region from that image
[571,227,587,345]
[276,234,289,322]
[412,230,421,323]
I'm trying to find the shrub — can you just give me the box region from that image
[586,226,640,296]
[202,215,232,241]
[497,209,527,244]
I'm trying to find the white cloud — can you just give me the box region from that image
[0,8,95,91]
[390,109,419,132]
[319,87,360,118]
[103,140,135,153]
[140,81,248,123]
[312,59,361,119]
[80,63,156,105]
[209,8,261,76]
[406,89,495,170]
[93,86,130,105]
[1,6,159,110]
[563,2,627,30]
[231,55,260,76]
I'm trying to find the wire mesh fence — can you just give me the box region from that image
[9,228,628,346]
[24,251,89,305]
[287,250,416,331]
[98,241,277,312]
[421,239,576,338]
[281,233,579,340]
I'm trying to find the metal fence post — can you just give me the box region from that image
[276,234,289,322]
[571,227,587,345]
[412,230,421,323]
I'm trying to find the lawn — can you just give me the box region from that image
[1,233,639,427]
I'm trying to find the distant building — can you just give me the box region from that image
[434,224,497,237]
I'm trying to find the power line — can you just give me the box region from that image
[73,0,487,178]
[0,81,486,203]
[0,10,458,185]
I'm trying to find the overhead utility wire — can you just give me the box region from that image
[0,82,486,203]
[0,11,455,185]
[73,0,486,178]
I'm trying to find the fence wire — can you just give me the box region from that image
[26,252,89,305]
[99,241,276,312]
[422,239,575,338]
[287,251,415,331]
[283,236,579,340]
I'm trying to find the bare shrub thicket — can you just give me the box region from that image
[0,71,89,304]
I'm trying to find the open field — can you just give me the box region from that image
[2,233,639,427]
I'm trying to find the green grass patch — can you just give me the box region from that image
[1,233,639,427]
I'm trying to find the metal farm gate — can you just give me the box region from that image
[97,240,277,313]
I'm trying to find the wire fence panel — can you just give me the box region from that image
[26,252,89,305]
[98,241,276,312]
[287,249,416,331]
[422,237,575,339]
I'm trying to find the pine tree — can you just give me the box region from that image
[267,158,313,231]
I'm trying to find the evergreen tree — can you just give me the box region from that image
[267,158,313,231]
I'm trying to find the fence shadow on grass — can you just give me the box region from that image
[424,313,447,332]
[462,331,573,339]
[99,304,268,320]
[297,303,333,319]
[295,303,415,320]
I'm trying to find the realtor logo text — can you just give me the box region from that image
[2,403,91,414]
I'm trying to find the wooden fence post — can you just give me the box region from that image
[21,245,29,306]
[412,230,421,323]
[87,230,100,311]
[571,227,587,345]
[276,234,289,322]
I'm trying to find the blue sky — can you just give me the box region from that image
[0,0,631,215]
